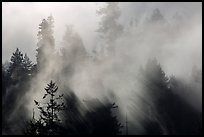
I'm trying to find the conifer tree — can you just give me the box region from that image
[36,15,55,70]
[25,81,65,135]
[7,48,24,83]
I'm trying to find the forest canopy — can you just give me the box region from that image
[2,2,202,135]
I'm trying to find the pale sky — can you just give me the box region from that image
[2,2,202,66]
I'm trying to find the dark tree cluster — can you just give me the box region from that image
[24,81,123,135]
[2,14,123,135]
[137,59,202,135]
[2,48,36,134]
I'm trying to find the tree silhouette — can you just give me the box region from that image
[2,49,35,135]
[7,48,24,84]
[6,48,34,84]
[138,58,202,135]
[24,80,65,135]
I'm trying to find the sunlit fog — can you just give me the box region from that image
[2,2,202,135]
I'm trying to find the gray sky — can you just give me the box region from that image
[2,2,202,67]
[2,2,101,63]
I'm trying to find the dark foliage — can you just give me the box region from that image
[84,100,123,135]
[138,58,202,135]
[24,81,65,135]
[2,48,34,135]
[2,13,202,135]
[61,92,89,135]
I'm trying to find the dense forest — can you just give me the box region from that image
[2,2,202,135]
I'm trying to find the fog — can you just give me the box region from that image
[2,2,202,135]
[3,2,202,70]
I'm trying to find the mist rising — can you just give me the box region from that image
[2,2,202,135]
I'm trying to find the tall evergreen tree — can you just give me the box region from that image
[96,2,123,54]
[36,15,55,70]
